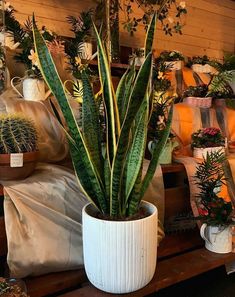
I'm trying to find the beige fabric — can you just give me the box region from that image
[2,160,165,277]
[3,163,88,278]
[0,87,69,162]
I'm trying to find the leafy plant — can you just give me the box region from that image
[207,71,234,99]
[191,127,225,149]
[122,0,187,36]
[33,14,173,219]
[194,151,233,226]
[0,277,29,297]
[157,50,184,62]
[183,85,208,98]
[187,55,211,67]
[0,114,38,154]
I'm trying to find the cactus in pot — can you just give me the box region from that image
[0,114,38,180]
[33,12,173,293]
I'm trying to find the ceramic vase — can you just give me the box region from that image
[184,97,212,108]
[82,201,158,294]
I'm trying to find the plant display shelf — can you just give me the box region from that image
[1,163,235,296]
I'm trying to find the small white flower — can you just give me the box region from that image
[168,17,174,24]
[157,116,165,126]
[179,1,186,9]
[158,71,164,79]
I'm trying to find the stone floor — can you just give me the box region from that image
[151,266,235,297]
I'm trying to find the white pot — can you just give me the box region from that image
[164,60,183,71]
[129,56,145,67]
[192,64,216,74]
[184,97,212,108]
[23,78,46,101]
[78,42,92,60]
[82,201,158,294]
[200,223,232,253]
[193,146,225,159]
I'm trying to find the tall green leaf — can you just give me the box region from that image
[32,16,107,213]
[138,105,173,200]
[125,100,148,203]
[145,12,157,57]
[81,71,103,177]
[93,23,119,164]
[110,53,153,217]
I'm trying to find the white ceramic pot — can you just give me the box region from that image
[192,64,216,74]
[148,139,178,165]
[82,201,158,294]
[79,42,92,60]
[200,223,232,253]
[23,78,46,101]
[184,97,212,108]
[164,60,183,71]
[129,56,145,67]
[193,146,225,159]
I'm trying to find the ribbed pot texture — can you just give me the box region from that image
[82,201,158,294]
[193,146,224,159]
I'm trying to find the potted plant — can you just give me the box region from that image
[9,18,56,101]
[129,47,145,66]
[33,14,172,294]
[188,55,216,73]
[66,10,93,61]
[148,95,177,164]
[191,127,225,159]
[183,84,212,108]
[194,151,234,253]
[0,114,38,180]
[157,50,185,70]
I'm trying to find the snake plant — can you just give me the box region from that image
[32,14,172,219]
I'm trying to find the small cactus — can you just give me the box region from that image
[0,114,38,154]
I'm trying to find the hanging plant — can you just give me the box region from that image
[122,0,187,36]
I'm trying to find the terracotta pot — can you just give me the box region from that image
[0,151,39,181]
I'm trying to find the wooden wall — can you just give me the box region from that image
[11,0,235,60]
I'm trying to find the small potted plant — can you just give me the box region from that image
[157,50,185,71]
[188,55,216,73]
[191,127,225,159]
[183,84,212,108]
[66,10,93,60]
[129,48,145,66]
[148,95,177,164]
[194,151,234,253]
[0,114,38,180]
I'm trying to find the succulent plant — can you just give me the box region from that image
[0,114,38,154]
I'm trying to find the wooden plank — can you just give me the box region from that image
[25,269,87,297]
[58,249,235,297]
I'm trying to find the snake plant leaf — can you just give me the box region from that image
[81,71,103,177]
[145,12,157,57]
[125,100,148,203]
[116,70,128,116]
[117,67,136,125]
[110,53,153,217]
[32,16,107,214]
[139,105,173,200]
[93,23,119,164]
[127,166,143,216]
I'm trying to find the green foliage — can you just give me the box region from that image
[156,50,184,62]
[187,55,210,67]
[191,127,225,149]
[207,71,234,99]
[183,85,208,98]
[122,0,187,36]
[33,14,173,219]
[194,151,233,226]
[0,114,38,154]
